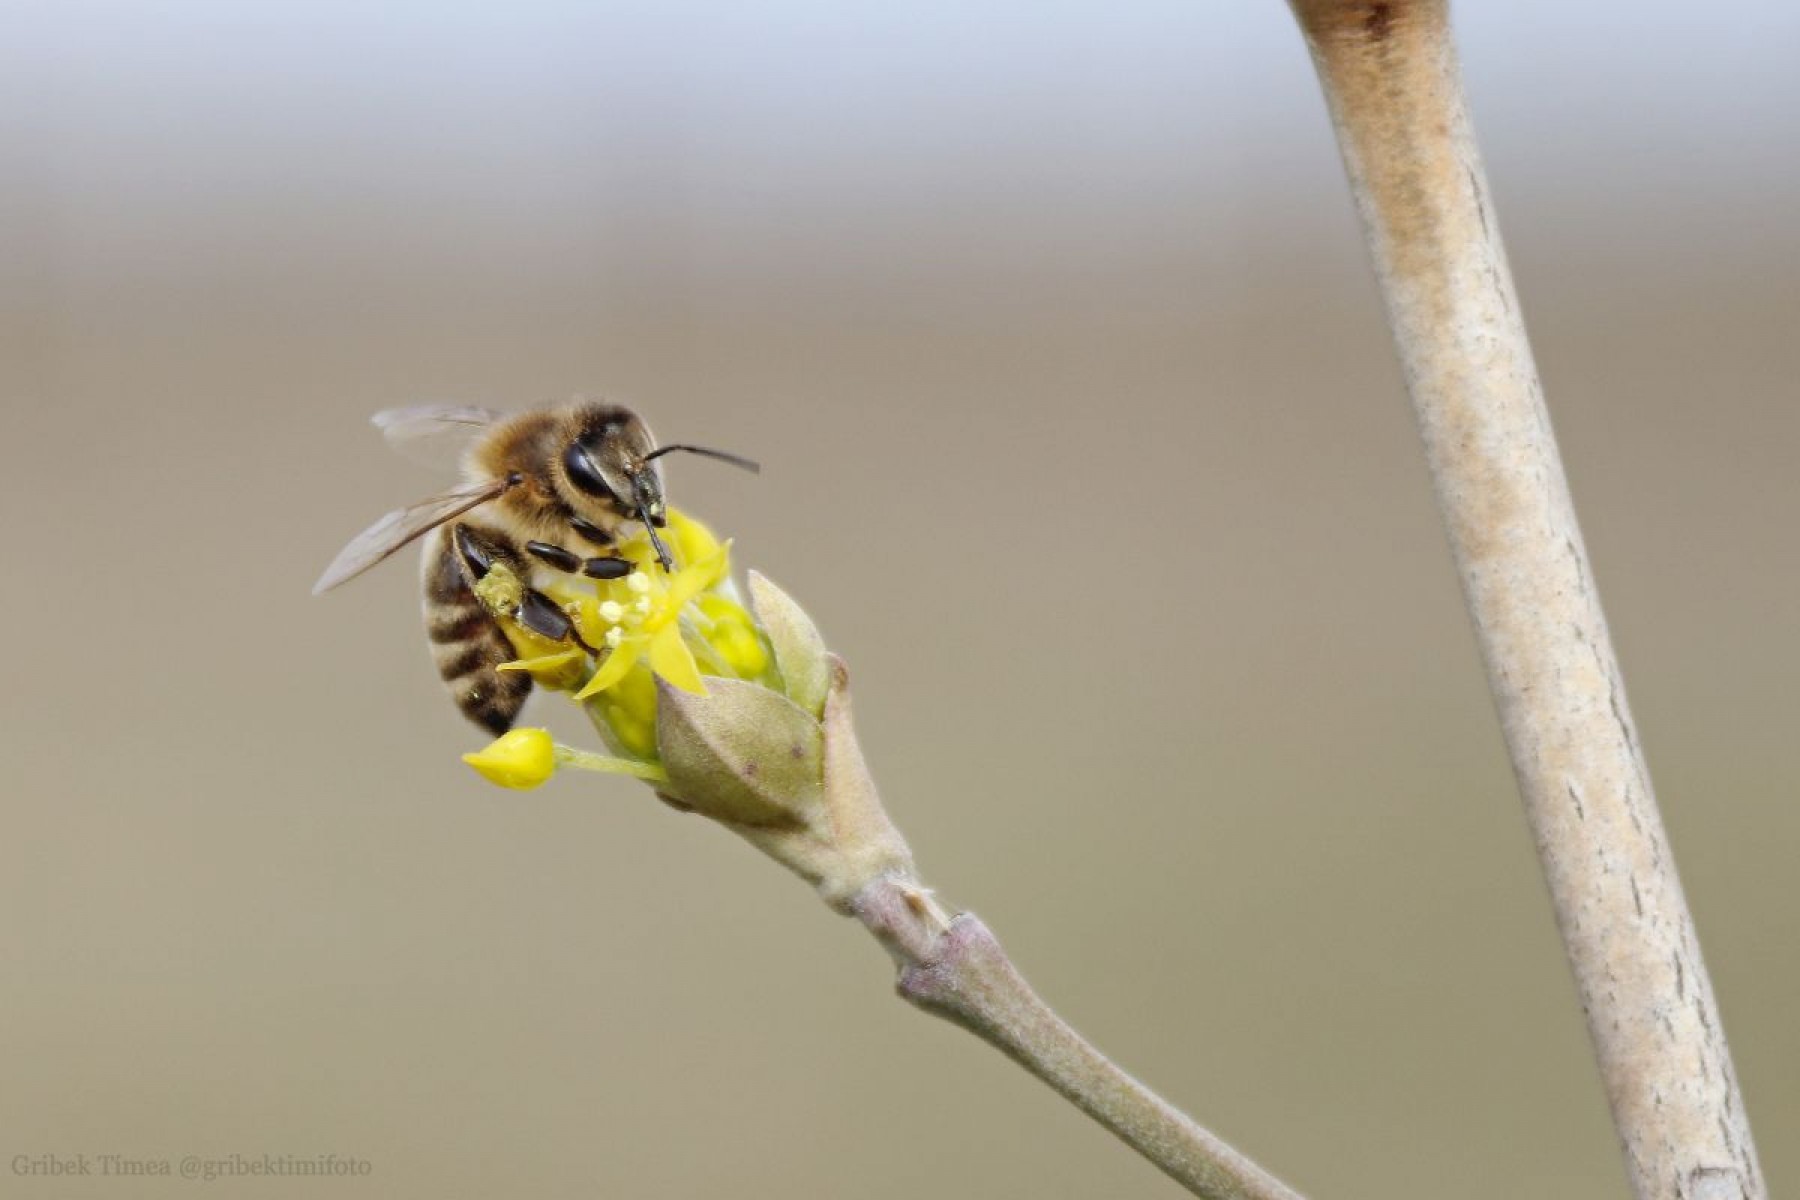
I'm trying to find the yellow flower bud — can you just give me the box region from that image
[595,661,661,759]
[461,727,558,790]
[697,593,770,677]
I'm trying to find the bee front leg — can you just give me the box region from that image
[525,540,635,580]
[453,526,595,651]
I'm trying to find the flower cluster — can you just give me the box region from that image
[471,510,776,769]
[457,508,911,908]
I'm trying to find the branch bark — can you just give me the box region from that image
[1283,4,1763,1198]
[852,876,1304,1200]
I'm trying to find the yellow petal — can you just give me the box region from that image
[567,593,607,646]
[644,545,729,634]
[668,509,722,567]
[495,647,588,691]
[574,639,641,699]
[497,648,585,674]
[615,536,662,576]
[648,621,707,695]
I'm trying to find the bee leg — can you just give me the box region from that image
[568,516,614,547]
[427,526,532,735]
[455,526,595,652]
[525,541,583,572]
[516,589,593,650]
[581,556,634,580]
[525,539,634,581]
[452,523,512,580]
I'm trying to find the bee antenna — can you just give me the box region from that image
[642,443,761,474]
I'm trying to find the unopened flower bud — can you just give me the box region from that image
[462,727,557,790]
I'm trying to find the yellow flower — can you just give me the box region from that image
[570,547,723,701]
[449,508,913,909]
[566,509,769,702]
[462,727,558,790]
[466,508,787,775]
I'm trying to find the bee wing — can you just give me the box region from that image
[372,404,502,470]
[313,476,515,595]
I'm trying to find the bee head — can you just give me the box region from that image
[561,403,760,571]
[561,405,661,505]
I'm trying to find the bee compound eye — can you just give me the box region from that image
[562,441,613,499]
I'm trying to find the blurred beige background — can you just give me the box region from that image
[3,3,1795,1197]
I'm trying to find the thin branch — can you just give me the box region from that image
[852,876,1305,1200]
[1283,3,1763,1198]
[634,627,1307,1198]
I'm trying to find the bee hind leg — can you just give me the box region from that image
[424,526,533,734]
[516,589,595,651]
[454,526,595,652]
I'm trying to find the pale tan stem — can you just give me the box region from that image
[1284,4,1762,1198]
[853,876,1304,1200]
[644,642,1300,1195]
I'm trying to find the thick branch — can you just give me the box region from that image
[1284,3,1762,1198]
[853,876,1304,1200]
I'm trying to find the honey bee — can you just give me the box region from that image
[315,402,756,733]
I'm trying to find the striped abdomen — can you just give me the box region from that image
[420,525,532,734]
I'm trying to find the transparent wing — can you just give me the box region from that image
[372,404,502,470]
[313,476,514,594]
